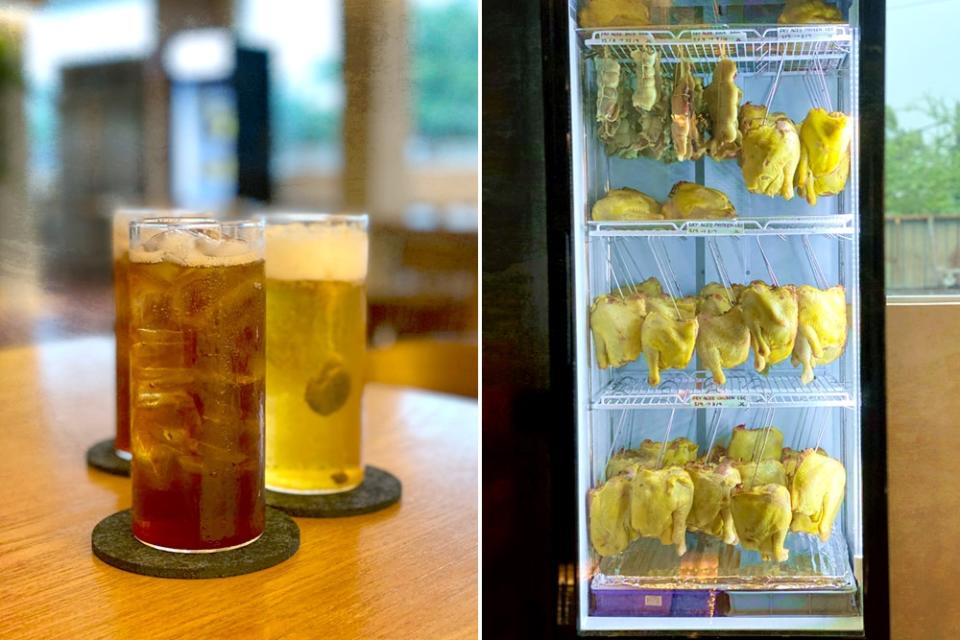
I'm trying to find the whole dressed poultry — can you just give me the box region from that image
[728,425,785,462]
[739,104,801,200]
[703,59,742,160]
[605,437,700,479]
[588,471,635,557]
[595,55,622,142]
[731,483,793,562]
[590,292,646,369]
[631,466,695,556]
[592,187,663,221]
[739,281,799,373]
[697,299,750,385]
[789,449,846,542]
[796,108,852,205]
[660,182,736,220]
[734,459,788,489]
[579,0,651,27]
[631,46,661,112]
[671,60,705,162]
[641,305,699,386]
[685,461,741,545]
[778,0,843,24]
[792,285,848,384]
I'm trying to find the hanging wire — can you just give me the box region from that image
[611,239,641,294]
[606,250,626,298]
[647,237,682,318]
[607,409,630,461]
[705,407,724,462]
[755,236,780,287]
[762,58,786,121]
[750,408,775,488]
[707,237,735,306]
[657,407,677,468]
[801,236,829,289]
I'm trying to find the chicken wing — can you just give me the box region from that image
[590,293,647,369]
[728,424,784,462]
[791,285,848,384]
[660,182,736,220]
[703,59,742,160]
[796,108,852,206]
[739,281,799,373]
[686,460,741,545]
[789,449,846,542]
[631,466,695,556]
[589,472,635,557]
[641,305,698,385]
[592,187,663,221]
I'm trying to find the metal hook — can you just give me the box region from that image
[755,236,780,287]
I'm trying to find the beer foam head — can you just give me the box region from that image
[130,228,260,266]
[265,222,368,282]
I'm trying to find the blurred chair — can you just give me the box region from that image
[366,338,477,398]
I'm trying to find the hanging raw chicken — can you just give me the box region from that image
[632,276,664,298]
[730,483,792,562]
[641,296,699,386]
[791,285,848,384]
[696,285,750,385]
[671,60,705,162]
[595,54,622,142]
[606,437,700,478]
[703,58,743,160]
[590,292,647,369]
[630,466,695,556]
[795,108,852,206]
[739,281,799,373]
[728,424,785,462]
[734,459,788,489]
[788,449,846,542]
[739,103,801,200]
[685,460,741,545]
[631,46,661,111]
[579,0,651,28]
[591,187,663,221]
[588,472,635,557]
[778,0,843,24]
[660,182,737,220]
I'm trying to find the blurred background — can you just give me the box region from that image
[0,0,477,393]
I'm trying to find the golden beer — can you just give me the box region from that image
[128,219,266,552]
[264,215,368,494]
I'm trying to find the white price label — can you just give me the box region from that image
[685,221,744,235]
[688,30,748,42]
[595,31,652,45]
[691,394,750,408]
[776,26,844,41]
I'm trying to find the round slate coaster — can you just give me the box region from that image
[92,507,299,579]
[86,438,131,477]
[266,465,401,518]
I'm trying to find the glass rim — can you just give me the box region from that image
[255,212,369,226]
[130,218,264,231]
[114,208,207,218]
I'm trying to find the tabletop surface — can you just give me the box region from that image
[0,336,478,640]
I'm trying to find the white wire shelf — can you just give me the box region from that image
[581,25,853,76]
[593,370,854,409]
[588,214,854,238]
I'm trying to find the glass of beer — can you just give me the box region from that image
[262,213,369,494]
[112,209,200,459]
[128,218,266,552]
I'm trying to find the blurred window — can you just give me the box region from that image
[24,0,154,192]
[404,0,478,229]
[236,0,343,185]
[886,1,960,295]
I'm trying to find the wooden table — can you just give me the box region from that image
[0,337,478,640]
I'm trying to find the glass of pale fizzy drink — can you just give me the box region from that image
[128,218,266,552]
[263,214,369,494]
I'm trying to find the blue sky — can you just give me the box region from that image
[887,0,959,129]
